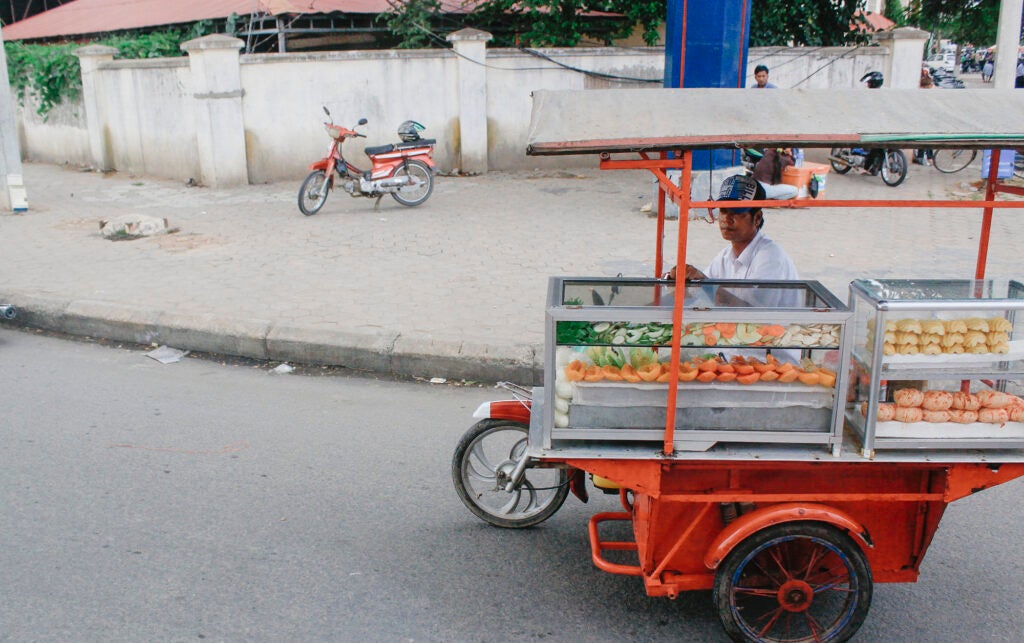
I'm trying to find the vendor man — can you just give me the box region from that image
[669,174,797,284]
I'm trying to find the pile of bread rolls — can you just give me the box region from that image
[866,316,1012,356]
[861,388,1024,424]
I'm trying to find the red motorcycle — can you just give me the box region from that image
[298,107,436,215]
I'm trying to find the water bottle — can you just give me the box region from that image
[793,148,804,167]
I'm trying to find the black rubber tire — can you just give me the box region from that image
[298,170,330,215]
[932,149,977,174]
[452,419,569,529]
[391,159,434,207]
[881,149,907,187]
[713,521,873,643]
[829,148,852,174]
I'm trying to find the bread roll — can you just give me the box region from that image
[967,344,989,354]
[895,331,919,345]
[977,390,1016,408]
[963,331,987,347]
[894,388,924,407]
[989,341,1010,354]
[919,333,942,345]
[876,403,896,421]
[951,392,981,411]
[894,406,924,423]
[898,344,920,355]
[1010,406,1024,422]
[921,319,945,335]
[922,390,953,411]
[979,408,1009,424]
[941,332,964,347]
[921,344,942,355]
[883,343,896,355]
[923,410,951,423]
[965,317,990,332]
[948,410,979,424]
[986,331,1010,344]
[944,344,965,354]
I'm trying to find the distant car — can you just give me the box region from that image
[927,52,956,74]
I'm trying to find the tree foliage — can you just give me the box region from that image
[4,20,217,117]
[907,0,1004,47]
[749,0,870,47]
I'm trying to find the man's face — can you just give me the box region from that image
[718,208,760,244]
[754,70,769,87]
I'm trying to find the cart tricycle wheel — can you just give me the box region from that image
[452,419,569,529]
[712,521,872,643]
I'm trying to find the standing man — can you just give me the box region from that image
[752,64,777,89]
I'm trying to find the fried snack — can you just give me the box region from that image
[989,341,1011,354]
[948,410,979,424]
[894,406,924,423]
[564,361,586,381]
[921,344,942,355]
[944,344,965,354]
[896,319,922,333]
[897,344,920,355]
[922,390,954,411]
[620,364,642,383]
[951,392,981,411]
[965,317,990,332]
[921,319,945,335]
[977,390,1017,408]
[979,408,1009,424]
[601,365,623,381]
[1010,406,1024,422]
[583,365,605,382]
[894,388,924,407]
[989,316,1013,332]
[895,331,919,345]
[945,319,968,334]
[883,343,897,355]
[919,333,942,345]
[923,410,951,423]
[963,331,987,347]
[941,332,964,348]
[877,403,896,421]
[987,331,1010,344]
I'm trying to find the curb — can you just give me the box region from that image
[0,290,543,385]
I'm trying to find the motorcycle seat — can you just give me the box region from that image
[365,139,436,156]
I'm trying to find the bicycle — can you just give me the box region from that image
[930,149,978,174]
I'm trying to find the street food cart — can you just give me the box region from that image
[453,88,1024,641]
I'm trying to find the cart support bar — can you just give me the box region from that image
[588,511,643,576]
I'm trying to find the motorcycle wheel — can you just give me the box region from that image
[390,159,434,207]
[829,148,852,174]
[452,419,569,529]
[298,170,331,216]
[932,149,977,174]
[881,149,908,187]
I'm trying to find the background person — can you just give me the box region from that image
[752,148,799,199]
[752,64,777,89]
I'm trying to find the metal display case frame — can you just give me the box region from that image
[543,276,854,453]
[848,278,1024,456]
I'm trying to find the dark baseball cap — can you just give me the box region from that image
[716,174,766,213]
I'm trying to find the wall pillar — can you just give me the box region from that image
[874,27,929,89]
[73,44,118,172]
[181,34,248,187]
[1,26,28,211]
[446,28,492,175]
[993,0,1024,89]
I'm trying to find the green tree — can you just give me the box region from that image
[908,0,1005,47]
[750,0,870,47]
[884,0,907,27]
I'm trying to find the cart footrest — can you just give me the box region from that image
[588,511,642,576]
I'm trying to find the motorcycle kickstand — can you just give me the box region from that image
[373,194,384,210]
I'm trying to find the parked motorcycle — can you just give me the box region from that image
[298,107,436,215]
[829,147,907,187]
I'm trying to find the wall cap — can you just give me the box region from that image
[447,28,493,43]
[181,34,244,53]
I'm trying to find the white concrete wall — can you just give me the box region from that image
[15,45,895,180]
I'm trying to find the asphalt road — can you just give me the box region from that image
[2,327,1023,641]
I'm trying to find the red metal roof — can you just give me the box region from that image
[2,0,462,41]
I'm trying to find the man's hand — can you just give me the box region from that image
[664,265,707,281]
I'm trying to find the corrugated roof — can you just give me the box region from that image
[526,88,1024,155]
[2,0,469,40]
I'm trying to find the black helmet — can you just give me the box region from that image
[397,120,425,142]
[860,71,884,88]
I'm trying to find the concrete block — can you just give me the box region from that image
[152,311,272,360]
[62,300,160,343]
[266,324,398,373]
[391,332,541,384]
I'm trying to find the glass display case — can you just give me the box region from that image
[847,278,1024,456]
[543,276,853,453]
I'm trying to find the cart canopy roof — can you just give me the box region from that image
[526,88,1024,155]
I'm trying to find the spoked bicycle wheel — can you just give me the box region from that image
[391,159,434,207]
[298,170,331,215]
[932,149,977,174]
[880,149,907,187]
[452,419,569,528]
[713,522,873,643]
[829,148,852,174]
